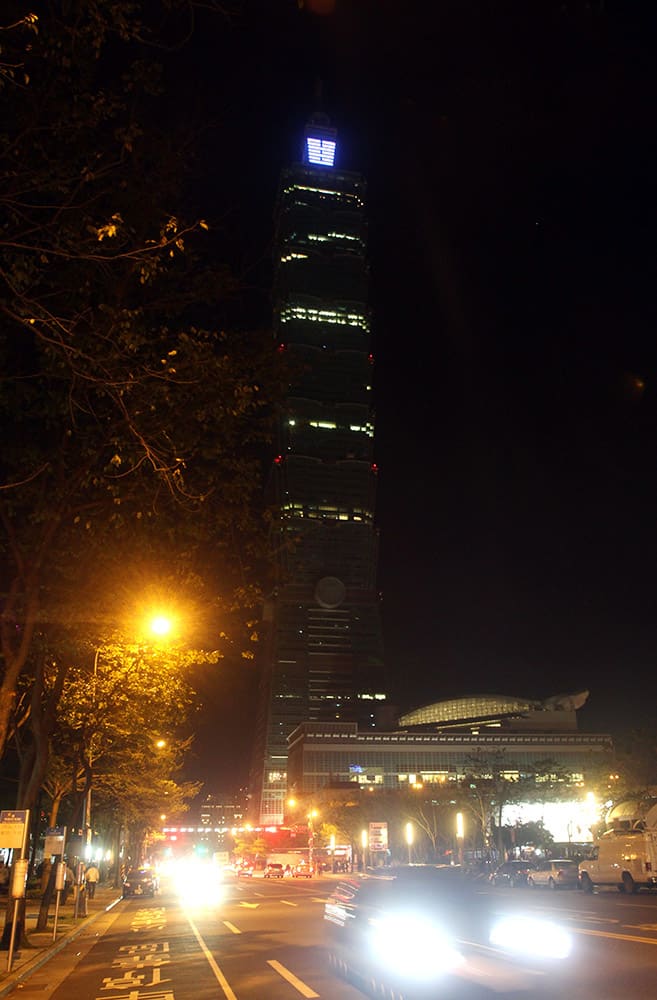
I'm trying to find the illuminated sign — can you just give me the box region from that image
[369,821,388,852]
[306,135,336,166]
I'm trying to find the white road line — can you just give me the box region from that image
[267,959,320,998]
[280,899,297,906]
[576,928,657,945]
[186,913,238,1000]
[223,920,241,934]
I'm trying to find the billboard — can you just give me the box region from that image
[368,821,388,852]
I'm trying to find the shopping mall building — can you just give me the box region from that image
[286,691,613,843]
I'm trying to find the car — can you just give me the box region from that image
[292,863,312,878]
[122,867,159,898]
[264,862,285,878]
[488,860,536,888]
[527,858,579,890]
[324,865,573,998]
[236,865,254,878]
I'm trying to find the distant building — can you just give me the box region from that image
[250,114,387,825]
[162,793,247,860]
[199,793,245,828]
[287,692,612,798]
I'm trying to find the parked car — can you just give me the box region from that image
[488,860,535,888]
[527,859,579,890]
[264,862,285,879]
[293,863,312,878]
[324,865,572,997]
[122,867,159,898]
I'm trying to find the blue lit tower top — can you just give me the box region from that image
[303,112,337,167]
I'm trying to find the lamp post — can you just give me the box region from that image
[456,812,464,867]
[405,822,414,864]
[84,647,101,856]
[308,809,318,873]
[361,828,368,872]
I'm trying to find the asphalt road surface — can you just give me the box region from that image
[8,871,657,1000]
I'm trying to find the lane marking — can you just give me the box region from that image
[186,913,238,1000]
[567,915,621,925]
[223,920,241,934]
[280,900,297,907]
[239,901,259,908]
[576,928,657,945]
[267,959,320,998]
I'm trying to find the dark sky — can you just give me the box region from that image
[180,1,657,787]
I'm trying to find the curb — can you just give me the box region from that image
[0,895,123,997]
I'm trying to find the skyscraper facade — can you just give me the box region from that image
[250,115,387,825]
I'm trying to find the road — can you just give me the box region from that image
[9,872,657,999]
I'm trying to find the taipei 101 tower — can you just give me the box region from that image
[250,114,388,826]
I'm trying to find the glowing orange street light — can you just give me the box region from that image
[150,614,173,637]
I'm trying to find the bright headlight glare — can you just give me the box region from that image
[173,860,224,907]
[368,912,464,980]
[490,916,572,960]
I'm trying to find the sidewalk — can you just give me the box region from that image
[0,884,123,996]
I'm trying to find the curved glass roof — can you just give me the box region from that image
[399,695,540,728]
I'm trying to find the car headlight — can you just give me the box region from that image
[368,912,464,980]
[489,915,572,960]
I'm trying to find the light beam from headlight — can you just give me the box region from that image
[368,912,464,980]
[489,915,573,960]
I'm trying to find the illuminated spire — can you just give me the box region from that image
[303,111,337,167]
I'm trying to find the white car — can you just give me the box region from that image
[527,859,579,890]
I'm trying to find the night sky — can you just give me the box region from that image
[179,1,657,788]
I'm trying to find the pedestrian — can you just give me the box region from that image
[85,862,100,898]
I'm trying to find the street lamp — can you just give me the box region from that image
[149,614,173,638]
[405,822,414,864]
[84,647,102,856]
[456,812,464,866]
[308,809,318,873]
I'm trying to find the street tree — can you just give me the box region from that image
[0,2,288,789]
[400,788,456,861]
[40,638,205,835]
[610,727,657,794]
[456,751,521,854]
